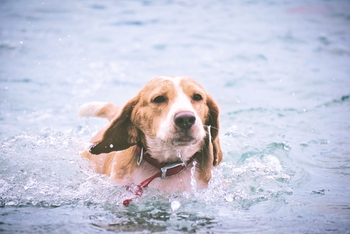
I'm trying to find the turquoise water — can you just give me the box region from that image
[1,0,350,233]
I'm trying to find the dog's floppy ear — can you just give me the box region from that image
[205,95,222,166]
[89,97,140,155]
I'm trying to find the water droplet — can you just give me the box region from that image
[225,194,233,202]
[171,200,181,212]
[190,161,197,192]
[312,189,326,195]
[283,142,292,151]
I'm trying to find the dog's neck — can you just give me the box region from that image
[143,135,202,163]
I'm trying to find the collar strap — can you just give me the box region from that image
[144,152,196,179]
[136,144,197,179]
[123,145,198,206]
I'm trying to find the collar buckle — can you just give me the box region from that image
[161,162,186,179]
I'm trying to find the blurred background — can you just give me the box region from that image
[1,0,349,233]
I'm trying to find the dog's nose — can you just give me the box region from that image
[174,111,196,129]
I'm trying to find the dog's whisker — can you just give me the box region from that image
[204,125,218,130]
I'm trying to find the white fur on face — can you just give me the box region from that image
[146,77,206,162]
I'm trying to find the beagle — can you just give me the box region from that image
[79,76,222,200]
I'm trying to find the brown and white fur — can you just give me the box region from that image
[79,76,222,194]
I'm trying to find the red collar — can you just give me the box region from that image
[123,144,198,206]
[141,147,197,178]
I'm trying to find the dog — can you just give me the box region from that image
[79,76,222,198]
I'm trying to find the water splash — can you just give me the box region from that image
[0,124,295,234]
[0,128,129,208]
[190,160,197,193]
[0,123,295,213]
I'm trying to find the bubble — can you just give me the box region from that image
[109,144,113,148]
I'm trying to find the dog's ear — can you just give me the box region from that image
[89,97,140,155]
[205,95,222,166]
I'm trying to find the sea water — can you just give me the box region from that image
[1,0,350,233]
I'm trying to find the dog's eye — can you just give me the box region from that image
[152,95,167,103]
[192,94,203,101]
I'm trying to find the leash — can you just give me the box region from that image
[122,145,197,206]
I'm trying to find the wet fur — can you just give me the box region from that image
[80,76,222,193]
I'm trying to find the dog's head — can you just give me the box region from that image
[89,76,222,166]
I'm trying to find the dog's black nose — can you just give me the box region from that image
[174,112,196,129]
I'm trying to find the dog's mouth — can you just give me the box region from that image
[172,134,195,146]
[166,126,205,146]
[178,136,193,142]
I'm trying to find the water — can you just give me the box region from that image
[1,0,350,233]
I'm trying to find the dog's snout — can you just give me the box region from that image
[174,111,196,129]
